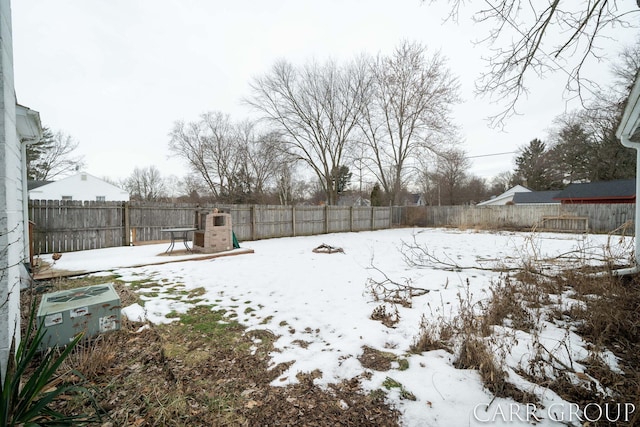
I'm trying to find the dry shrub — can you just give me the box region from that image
[454,338,539,404]
[403,206,428,227]
[515,265,640,419]
[481,276,536,334]
[454,338,504,381]
[370,304,400,328]
[410,315,451,353]
[562,273,640,420]
[566,273,640,350]
[407,226,639,415]
[410,279,537,403]
[61,317,143,380]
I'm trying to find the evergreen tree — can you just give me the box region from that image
[331,165,352,195]
[370,183,383,206]
[548,121,592,184]
[26,127,84,180]
[26,127,55,180]
[512,139,559,190]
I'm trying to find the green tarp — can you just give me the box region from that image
[232,231,240,249]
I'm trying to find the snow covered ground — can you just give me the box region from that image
[38,228,633,426]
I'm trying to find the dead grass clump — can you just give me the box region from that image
[453,338,539,405]
[358,346,396,371]
[371,304,400,328]
[61,325,130,380]
[405,227,639,417]
[410,315,451,353]
[482,276,535,334]
[567,274,640,350]
[581,354,632,399]
[454,338,498,372]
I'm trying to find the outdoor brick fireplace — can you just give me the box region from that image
[193,210,233,253]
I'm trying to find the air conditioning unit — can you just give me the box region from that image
[37,283,121,351]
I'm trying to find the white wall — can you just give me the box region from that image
[477,185,531,206]
[29,172,130,201]
[0,0,24,380]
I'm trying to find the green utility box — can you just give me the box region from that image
[37,283,121,351]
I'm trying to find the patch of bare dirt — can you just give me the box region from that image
[98,324,397,425]
[358,346,396,372]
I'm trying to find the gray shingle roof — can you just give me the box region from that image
[512,191,561,204]
[27,180,52,191]
[554,179,635,200]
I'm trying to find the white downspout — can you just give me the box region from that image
[15,105,43,273]
[21,138,35,263]
[610,136,640,276]
[609,68,640,277]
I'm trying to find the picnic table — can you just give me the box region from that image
[161,227,197,253]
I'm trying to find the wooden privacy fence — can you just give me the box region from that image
[401,204,635,234]
[29,200,393,254]
[28,200,636,255]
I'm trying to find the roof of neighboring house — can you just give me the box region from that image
[28,171,130,201]
[512,190,561,204]
[337,194,371,206]
[477,185,531,206]
[554,179,636,202]
[406,193,423,204]
[27,180,51,191]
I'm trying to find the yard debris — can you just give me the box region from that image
[312,243,344,254]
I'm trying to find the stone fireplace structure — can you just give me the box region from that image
[193,211,233,253]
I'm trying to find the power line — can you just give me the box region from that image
[467,151,516,159]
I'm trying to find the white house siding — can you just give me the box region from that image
[0,0,23,380]
[477,185,531,206]
[29,172,130,201]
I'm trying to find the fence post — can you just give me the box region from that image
[292,205,296,237]
[324,205,329,234]
[350,206,354,232]
[123,202,130,246]
[251,205,257,241]
[371,206,375,230]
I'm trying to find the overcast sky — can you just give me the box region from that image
[11,1,638,187]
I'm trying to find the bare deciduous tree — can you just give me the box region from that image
[168,112,241,200]
[123,165,167,201]
[360,41,461,205]
[434,148,471,205]
[179,173,210,202]
[239,126,284,203]
[247,58,369,205]
[169,113,283,203]
[611,37,640,96]
[489,171,513,195]
[432,1,639,128]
